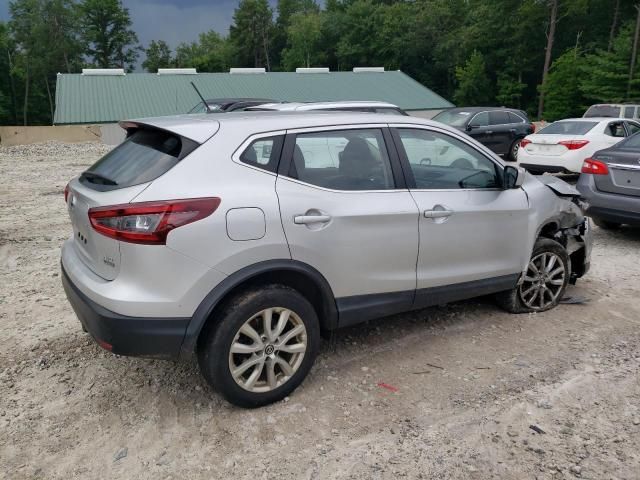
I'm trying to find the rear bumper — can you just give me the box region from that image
[577,174,640,226]
[62,265,190,360]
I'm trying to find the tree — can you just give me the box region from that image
[582,23,640,102]
[142,40,173,72]
[282,12,324,69]
[78,0,141,71]
[229,0,273,69]
[175,31,230,71]
[453,50,492,106]
[538,0,559,117]
[273,0,319,68]
[540,47,585,120]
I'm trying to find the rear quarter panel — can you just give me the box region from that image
[130,123,291,275]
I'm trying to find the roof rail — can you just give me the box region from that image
[157,68,197,75]
[82,68,125,76]
[229,68,266,74]
[353,67,385,73]
[296,67,329,74]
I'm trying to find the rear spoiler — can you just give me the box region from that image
[119,118,220,144]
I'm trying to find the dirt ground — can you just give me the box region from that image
[1,142,639,480]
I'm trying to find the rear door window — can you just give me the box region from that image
[605,122,626,137]
[625,121,640,136]
[80,128,198,191]
[624,106,636,118]
[508,112,525,123]
[489,111,510,125]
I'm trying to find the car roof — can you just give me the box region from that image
[205,98,276,104]
[442,106,523,113]
[552,117,629,122]
[248,101,401,111]
[122,111,441,143]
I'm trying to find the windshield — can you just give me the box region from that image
[537,121,598,135]
[433,110,474,127]
[584,105,621,118]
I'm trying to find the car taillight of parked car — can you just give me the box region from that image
[520,139,532,148]
[558,140,589,150]
[581,158,609,175]
[88,197,221,245]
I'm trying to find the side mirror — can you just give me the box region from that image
[503,165,525,189]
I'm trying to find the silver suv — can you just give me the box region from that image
[61,111,592,407]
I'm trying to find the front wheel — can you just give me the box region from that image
[198,285,320,408]
[496,238,570,313]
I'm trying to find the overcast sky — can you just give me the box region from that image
[0,0,279,49]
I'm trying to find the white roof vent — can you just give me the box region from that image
[229,68,266,74]
[296,67,329,74]
[353,67,385,73]
[82,68,125,76]
[157,68,197,75]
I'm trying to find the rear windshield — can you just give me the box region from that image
[80,128,197,190]
[433,110,474,127]
[621,132,640,148]
[537,121,598,135]
[584,105,621,118]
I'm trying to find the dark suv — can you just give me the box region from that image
[433,107,535,161]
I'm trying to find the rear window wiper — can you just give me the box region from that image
[81,171,118,186]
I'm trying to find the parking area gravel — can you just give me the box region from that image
[1,142,639,480]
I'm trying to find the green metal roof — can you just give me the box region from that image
[54,71,453,124]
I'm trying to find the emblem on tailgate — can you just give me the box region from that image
[103,256,116,268]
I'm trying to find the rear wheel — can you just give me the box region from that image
[496,238,570,313]
[198,285,320,408]
[508,138,523,161]
[593,218,621,230]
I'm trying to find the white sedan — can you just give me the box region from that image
[517,118,640,174]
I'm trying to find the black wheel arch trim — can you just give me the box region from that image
[180,259,338,358]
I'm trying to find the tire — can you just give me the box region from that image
[508,138,523,162]
[496,238,570,313]
[198,284,320,408]
[593,218,621,230]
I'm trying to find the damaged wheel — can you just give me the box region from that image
[496,238,570,313]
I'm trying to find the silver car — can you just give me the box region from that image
[61,111,591,407]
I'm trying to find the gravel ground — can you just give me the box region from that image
[1,142,639,480]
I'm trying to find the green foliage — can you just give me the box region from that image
[540,48,585,121]
[78,0,141,71]
[581,23,640,103]
[282,12,324,69]
[142,40,173,72]
[496,74,526,109]
[229,0,274,69]
[454,51,492,106]
[175,31,231,72]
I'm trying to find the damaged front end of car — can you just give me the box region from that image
[536,176,593,283]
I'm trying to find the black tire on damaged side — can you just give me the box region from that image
[495,238,570,314]
[197,284,320,408]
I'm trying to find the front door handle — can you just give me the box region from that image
[294,214,332,225]
[424,209,454,219]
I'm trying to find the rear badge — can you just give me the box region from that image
[103,256,116,268]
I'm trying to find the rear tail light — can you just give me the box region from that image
[520,139,532,148]
[581,158,609,175]
[529,123,536,133]
[559,140,589,150]
[64,183,70,203]
[88,197,221,245]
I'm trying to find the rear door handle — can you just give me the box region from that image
[424,209,454,218]
[294,214,332,225]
